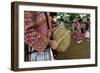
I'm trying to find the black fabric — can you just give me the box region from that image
[44,12,50,30]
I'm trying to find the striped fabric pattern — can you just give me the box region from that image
[30,48,54,61]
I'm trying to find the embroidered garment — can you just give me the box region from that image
[24,11,51,52]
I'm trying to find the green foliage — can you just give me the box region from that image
[53,12,90,31]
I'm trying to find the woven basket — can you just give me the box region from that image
[52,25,71,52]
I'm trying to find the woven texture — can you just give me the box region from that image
[53,25,71,52]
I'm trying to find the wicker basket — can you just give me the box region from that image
[52,25,71,52]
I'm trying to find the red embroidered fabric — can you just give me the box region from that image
[25,29,49,52]
[24,11,51,52]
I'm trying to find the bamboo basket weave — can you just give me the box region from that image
[52,25,71,52]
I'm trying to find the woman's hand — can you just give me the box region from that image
[48,40,58,50]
